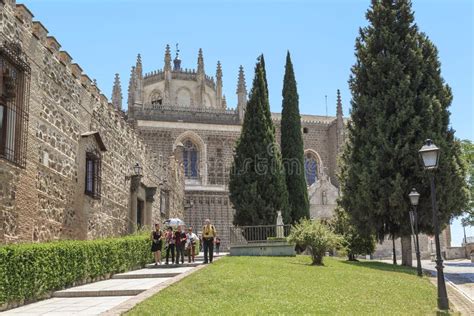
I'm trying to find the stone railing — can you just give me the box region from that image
[133,104,240,125]
[143,69,215,89]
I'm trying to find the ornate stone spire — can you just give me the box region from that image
[136,54,142,79]
[237,65,246,94]
[196,48,205,106]
[127,66,136,109]
[164,45,172,103]
[237,65,247,122]
[112,73,122,111]
[134,54,144,104]
[336,89,343,118]
[173,43,181,71]
[197,48,204,74]
[164,44,172,72]
[216,61,223,108]
[336,89,344,151]
[222,94,227,109]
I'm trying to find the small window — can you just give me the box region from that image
[303,127,308,134]
[0,42,31,168]
[85,152,102,199]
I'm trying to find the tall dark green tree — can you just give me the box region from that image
[229,56,290,226]
[280,51,310,223]
[339,0,468,265]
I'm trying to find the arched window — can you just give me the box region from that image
[150,90,162,106]
[304,152,318,186]
[183,140,199,179]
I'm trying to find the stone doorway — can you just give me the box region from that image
[137,199,144,228]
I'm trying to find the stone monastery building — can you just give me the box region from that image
[125,45,346,249]
[0,1,450,255]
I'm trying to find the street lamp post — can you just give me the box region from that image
[419,139,449,311]
[408,188,422,277]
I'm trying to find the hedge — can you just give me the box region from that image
[0,234,153,308]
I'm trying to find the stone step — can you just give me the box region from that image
[145,262,202,269]
[112,272,180,279]
[113,267,193,279]
[53,278,172,297]
[54,289,144,297]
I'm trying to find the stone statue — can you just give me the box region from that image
[276,211,284,238]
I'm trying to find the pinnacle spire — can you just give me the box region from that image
[127,66,136,108]
[237,65,246,94]
[112,73,122,111]
[222,94,227,108]
[197,48,204,74]
[336,89,343,117]
[164,44,171,71]
[136,54,142,78]
[216,61,222,80]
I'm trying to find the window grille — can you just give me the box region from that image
[0,41,31,168]
[85,152,102,199]
[183,139,199,179]
[304,153,318,185]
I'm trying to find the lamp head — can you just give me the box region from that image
[133,162,142,176]
[408,188,420,206]
[419,139,440,170]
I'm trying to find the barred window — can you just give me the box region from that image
[0,41,31,168]
[85,152,102,199]
[183,139,199,179]
[304,152,318,186]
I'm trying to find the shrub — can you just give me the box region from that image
[287,219,341,265]
[0,234,152,308]
[331,207,376,261]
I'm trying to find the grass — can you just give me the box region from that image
[127,256,438,315]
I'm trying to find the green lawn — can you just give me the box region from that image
[127,256,438,315]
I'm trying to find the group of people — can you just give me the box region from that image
[150,219,221,265]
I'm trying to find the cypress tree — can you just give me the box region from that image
[340,0,468,264]
[229,56,290,226]
[280,51,310,223]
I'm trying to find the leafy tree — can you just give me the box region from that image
[339,0,468,265]
[229,56,290,226]
[288,219,341,265]
[331,207,376,261]
[460,139,474,225]
[280,51,310,223]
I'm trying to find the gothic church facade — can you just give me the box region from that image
[123,46,345,248]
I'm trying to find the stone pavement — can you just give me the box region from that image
[419,259,473,303]
[2,253,227,316]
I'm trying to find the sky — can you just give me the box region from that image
[21,0,473,246]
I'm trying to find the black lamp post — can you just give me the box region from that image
[408,188,422,277]
[419,139,449,310]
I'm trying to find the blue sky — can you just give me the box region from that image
[22,0,473,245]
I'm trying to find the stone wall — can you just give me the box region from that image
[0,1,184,243]
[372,231,451,260]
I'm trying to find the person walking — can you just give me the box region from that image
[175,225,187,265]
[202,219,217,264]
[215,237,221,256]
[186,226,198,263]
[165,227,175,264]
[150,223,163,266]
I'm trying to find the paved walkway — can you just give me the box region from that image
[420,259,473,302]
[2,253,227,316]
